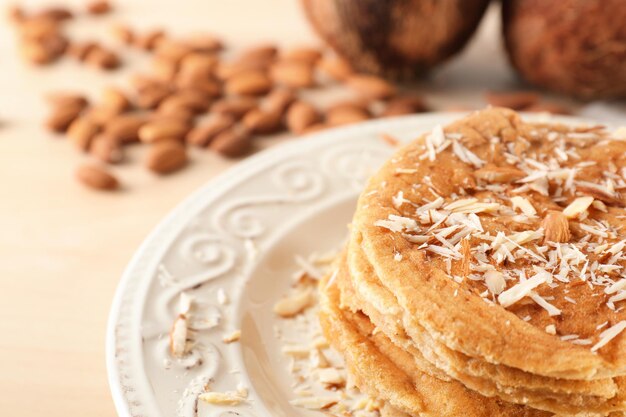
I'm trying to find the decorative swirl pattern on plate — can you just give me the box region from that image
[108,115,467,417]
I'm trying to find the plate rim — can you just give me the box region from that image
[105,111,598,417]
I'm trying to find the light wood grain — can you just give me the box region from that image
[0,1,580,416]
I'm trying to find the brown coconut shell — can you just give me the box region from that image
[301,0,491,80]
[502,0,626,100]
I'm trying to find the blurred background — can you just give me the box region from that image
[0,0,623,416]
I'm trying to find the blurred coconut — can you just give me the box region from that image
[503,0,626,100]
[301,0,490,79]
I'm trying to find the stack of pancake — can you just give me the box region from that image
[319,108,626,416]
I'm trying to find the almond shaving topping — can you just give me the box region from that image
[563,196,595,219]
[169,314,188,358]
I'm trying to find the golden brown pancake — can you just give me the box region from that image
[319,261,550,417]
[354,108,626,379]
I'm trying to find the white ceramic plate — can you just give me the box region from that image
[106,112,589,417]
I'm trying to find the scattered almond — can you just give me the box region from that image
[263,88,296,114]
[104,114,146,143]
[317,56,353,81]
[101,87,131,114]
[145,140,188,174]
[86,0,112,15]
[45,103,84,133]
[242,108,282,134]
[186,115,235,147]
[135,29,166,51]
[90,134,123,163]
[209,126,251,158]
[225,70,272,96]
[270,60,315,88]
[139,119,189,143]
[67,117,100,151]
[110,24,134,45]
[75,164,119,190]
[542,211,571,244]
[326,103,370,127]
[67,41,98,61]
[283,46,322,65]
[211,96,258,119]
[346,75,396,100]
[286,101,321,134]
[85,46,120,70]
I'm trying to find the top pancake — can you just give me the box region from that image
[353,108,626,379]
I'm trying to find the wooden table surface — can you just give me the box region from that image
[0,1,618,416]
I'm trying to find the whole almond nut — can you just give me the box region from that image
[301,123,328,135]
[210,126,251,158]
[282,47,322,65]
[110,24,134,45]
[145,140,188,174]
[136,85,171,109]
[184,34,223,53]
[45,104,84,132]
[67,41,98,61]
[270,61,315,88]
[174,78,222,98]
[263,88,296,114]
[317,56,353,81]
[286,101,321,134]
[90,134,123,163]
[381,96,427,117]
[242,108,282,134]
[326,105,370,127]
[211,97,257,119]
[485,91,539,110]
[154,39,192,64]
[67,117,100,151]
[239,44,278,63]
[138,120,190,143]
[18,16,60,40]
[35,7,73,22]
[186,115,235,147]
[87,0,112,15]
[216,59,269,81]
[158,91,211,114]
[135,29,166,51]
[84,106,119,126]
[76,164,119,190]
[46,92,89,109]
[154,106,195,125]
[179,53,218,81]
[542,210,571,244]
[85,46,120,70]
[20,41,53,65]
[151,56,178,82]
[225,70,272,96]
[346,75,396,100]
[327,99,370,113]
[104,114,146,143]
[102,87,131,114]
